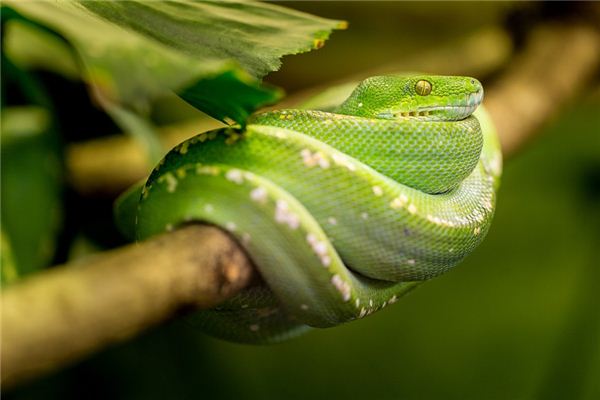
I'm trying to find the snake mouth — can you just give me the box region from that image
[393,89,484,121]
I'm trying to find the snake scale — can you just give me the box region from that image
[116,75,502,343]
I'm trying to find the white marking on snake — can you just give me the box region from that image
[372,186,383,196]
[331,275,351,301]
[226,222,237,231]
[176,168,186,179]
[313,241,327,256]
[300,149,317,167]
[178,141,189,154]
[275,199,300,229]
[331,153,356,171]
[490,154,502,177]
[391,194,409,210]
[388,295,398,304]
[407,259,416,265]
[316,153,330,169]
[390,196,406,209]
[204,204,214,213]
[250,187,268,203]
[141,185,150,200]
[196,165,220,175]
[407,204,418,214]
[226,169,244,184]
[361,212,369,220]
[301,149,330,169]
[306,233,331,266]
[158,172,178,193]
[328,217,338,225]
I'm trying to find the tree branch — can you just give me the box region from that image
[2,21,599,389]
[485,23,600,157]
[1,226,256,388]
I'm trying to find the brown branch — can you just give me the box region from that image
[485,23,600,157]
[1,225,256,388]
[2,21,599,389]
[67,118,223,196]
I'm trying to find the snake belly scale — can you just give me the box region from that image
[120,75,502,343]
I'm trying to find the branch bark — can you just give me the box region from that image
[2,21,599,389]
[485,23,600,157]
[1,225,256,388]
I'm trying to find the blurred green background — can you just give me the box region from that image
[3,2,599,399]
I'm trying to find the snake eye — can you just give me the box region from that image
[415,80,432,96]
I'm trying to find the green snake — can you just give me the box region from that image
[116,74,502,344]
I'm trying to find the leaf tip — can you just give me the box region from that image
[313,38,325,50]
[337,20,349,30]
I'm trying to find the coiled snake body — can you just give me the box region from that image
[117,75,502,343]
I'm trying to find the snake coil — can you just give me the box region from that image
[117,75,502,343]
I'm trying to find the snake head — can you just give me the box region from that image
[337,75,484,121]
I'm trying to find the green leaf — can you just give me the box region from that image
[3,19,80,80]
[179,69,282,127]
[3,0,345,126]
[1,106,63,281]
[78,0,345,79]
[1,229,19,284]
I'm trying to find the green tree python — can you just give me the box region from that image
[116,75,502,343]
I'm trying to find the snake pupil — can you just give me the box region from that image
[415,80,432,96]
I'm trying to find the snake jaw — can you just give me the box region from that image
[390,104,477,121]
[384,87,484,121]
[407,87,484,121]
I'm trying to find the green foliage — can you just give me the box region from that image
[1,106,62,282]
[0,0,343,279]
[0,50,64,282]
[3,0,344,127]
